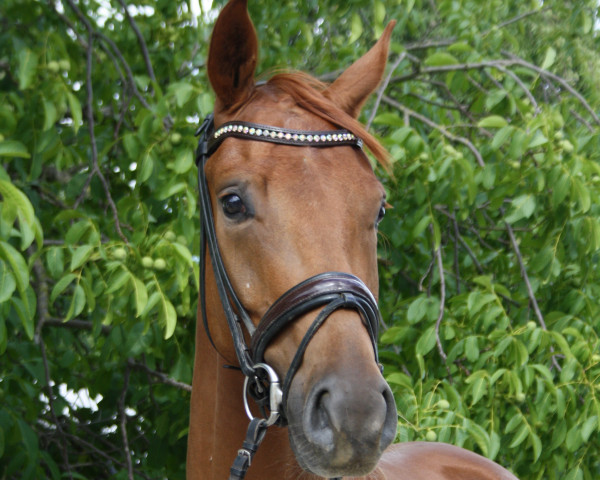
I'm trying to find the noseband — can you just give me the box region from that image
[195,114,382,479]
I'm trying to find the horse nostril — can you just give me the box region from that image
[304,388,335,451]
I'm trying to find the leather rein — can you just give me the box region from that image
[195,114,382,480]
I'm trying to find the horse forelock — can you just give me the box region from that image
[268,72,390,170]
[222,70,391,172]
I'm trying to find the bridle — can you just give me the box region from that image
[195,113,383,480]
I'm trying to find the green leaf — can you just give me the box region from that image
[466,371,488,405]
[477,115,508,128]
[42,97,58,131]
[424,52,458,66]
[509,422,529,448]
[66,92,83,133]
[46,247,65,279]
[131,276,148,317]
[70,245,94,271]
[566,423,583,452]
[17,47,38,90]
[505,194,536,224]
[571,178,591,213]
[374,1,386,25]
[0,179,35,228]
[106,268,132,294]
[580,416,598,443]
[0,140,31,159]
[505,413,523,434]
[0,261,16,303]
[349,13,363,43]
[65,283,86,321]
[171,148,193,174]
[161,297,177,339]
[415,326,437,356]
[138,151,155,184]
[531,431,542,462]
[466,421,490,457]
[491,126,514,151]
[50,273,77,303]
[527,130,548,149]
[541,46,557,70]
[0,241,29,292]
[465,336,480,362]
[169,82,195,107]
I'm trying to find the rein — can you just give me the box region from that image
[195,113,382,480]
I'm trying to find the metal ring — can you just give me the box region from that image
[242,363,283,427]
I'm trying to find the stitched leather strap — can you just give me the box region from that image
[206,120,363,157]
[251,272,379,362]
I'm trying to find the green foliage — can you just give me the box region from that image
[0,0,598,479]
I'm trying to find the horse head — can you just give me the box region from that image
[198,0,397,476]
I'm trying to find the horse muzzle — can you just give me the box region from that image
[287,360,398,477]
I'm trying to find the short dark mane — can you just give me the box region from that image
[265,72,390,171]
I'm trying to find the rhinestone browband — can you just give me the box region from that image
[205,120,364,157]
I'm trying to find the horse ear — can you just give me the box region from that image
[207,0,257,111]
[325,21,396,118]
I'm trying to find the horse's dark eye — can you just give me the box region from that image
[376,202,386,226]
[221,194,247,218]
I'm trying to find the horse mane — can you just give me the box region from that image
[264,71,391,171]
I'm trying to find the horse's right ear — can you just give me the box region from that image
[207,0,257,111]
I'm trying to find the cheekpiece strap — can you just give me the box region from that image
[207,120,364,157]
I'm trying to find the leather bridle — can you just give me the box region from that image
[195,113,382,480]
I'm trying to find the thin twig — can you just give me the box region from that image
[119,365,134,480]
[569,108,594,133]
[495,64,539,113]
[44,317,112,335]
[65,0,128,243]
[505,221,562,371]
[483,7,550,35]
[128,360,193,392]
[391,56,600,126]
[452,210,461,295]
[366,52,406,129]
[39,339,73,478]
[116,0,156,84]
[501,52,600,126]
[434,243,448,364]
[383,94,485,167]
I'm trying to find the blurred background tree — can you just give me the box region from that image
[0,1,598,479]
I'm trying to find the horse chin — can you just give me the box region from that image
[288,432,381,478]
[285,375,397,477]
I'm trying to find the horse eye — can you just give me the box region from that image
[221,194,247,218]
[376,202,386,226]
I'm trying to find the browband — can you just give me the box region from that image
[204,120,364,157]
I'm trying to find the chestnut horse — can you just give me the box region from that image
[187,1,519,479]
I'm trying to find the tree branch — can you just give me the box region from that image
[63,0,128,243]
[434,242,448,364]
[505,221,562,371]
[39,339,73,478]
[119,365,134,480]
[128,360,193,392]
[116,0,156,85]
[367,53,406,130]
[383,94,485,167]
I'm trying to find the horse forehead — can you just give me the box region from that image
[210,139,379,200]
[217,86,333,130]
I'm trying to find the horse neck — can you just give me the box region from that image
[187,307,308,480]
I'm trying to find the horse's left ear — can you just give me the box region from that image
[207,0,258,111]
[325,21,396,118]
